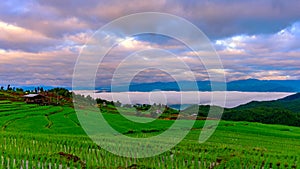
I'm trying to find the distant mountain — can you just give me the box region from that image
[7,86,70,91]
[11,79,300,92]
[227,79,300,92]
[98,79,300,92]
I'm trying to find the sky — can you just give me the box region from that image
[1,0,300,87]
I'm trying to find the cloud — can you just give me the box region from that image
[213,22,300,81]
[2,0,300,40]
[0,21,59,52]
[0,47,77,86]
[1,0,300,86]
[177,0,300,38]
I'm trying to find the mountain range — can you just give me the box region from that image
[98,79,300,92]
[10,79,300,92]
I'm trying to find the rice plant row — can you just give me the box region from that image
[0,131,299,169]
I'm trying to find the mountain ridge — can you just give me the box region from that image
[221,92,300,126]
[5,79,300,92]
[101,79,300,92]
[182,92,300,127]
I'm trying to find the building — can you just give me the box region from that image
[23,94,47,105]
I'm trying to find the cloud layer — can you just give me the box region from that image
[0,0,300,86]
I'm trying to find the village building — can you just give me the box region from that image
[23,94,47,105]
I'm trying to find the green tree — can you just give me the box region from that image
[16,88,23,92]
[7,84,11,90]
[114,101,122,107]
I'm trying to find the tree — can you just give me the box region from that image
[150,111,158,118]
[48,88,71,97]
[0,86,3,90]
[86,95,94,102]
[7,84,11,91]
[114,100,122,107]
[135,110,142,116]
[16,88,24,92]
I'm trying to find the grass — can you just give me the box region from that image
[0,97,300,168]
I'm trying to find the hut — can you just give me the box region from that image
[23,94,46,104]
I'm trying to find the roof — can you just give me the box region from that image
[23,94,44,98]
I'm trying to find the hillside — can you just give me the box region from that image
[1,95,300,168]
[0,89,300,168]
[182,93,300,127]
[222,93,300,126]
[230,92,300,113]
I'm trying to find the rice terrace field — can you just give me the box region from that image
[2,0,300,168]
[1,91,300,169]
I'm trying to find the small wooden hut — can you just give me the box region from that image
[23,94,46,104]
